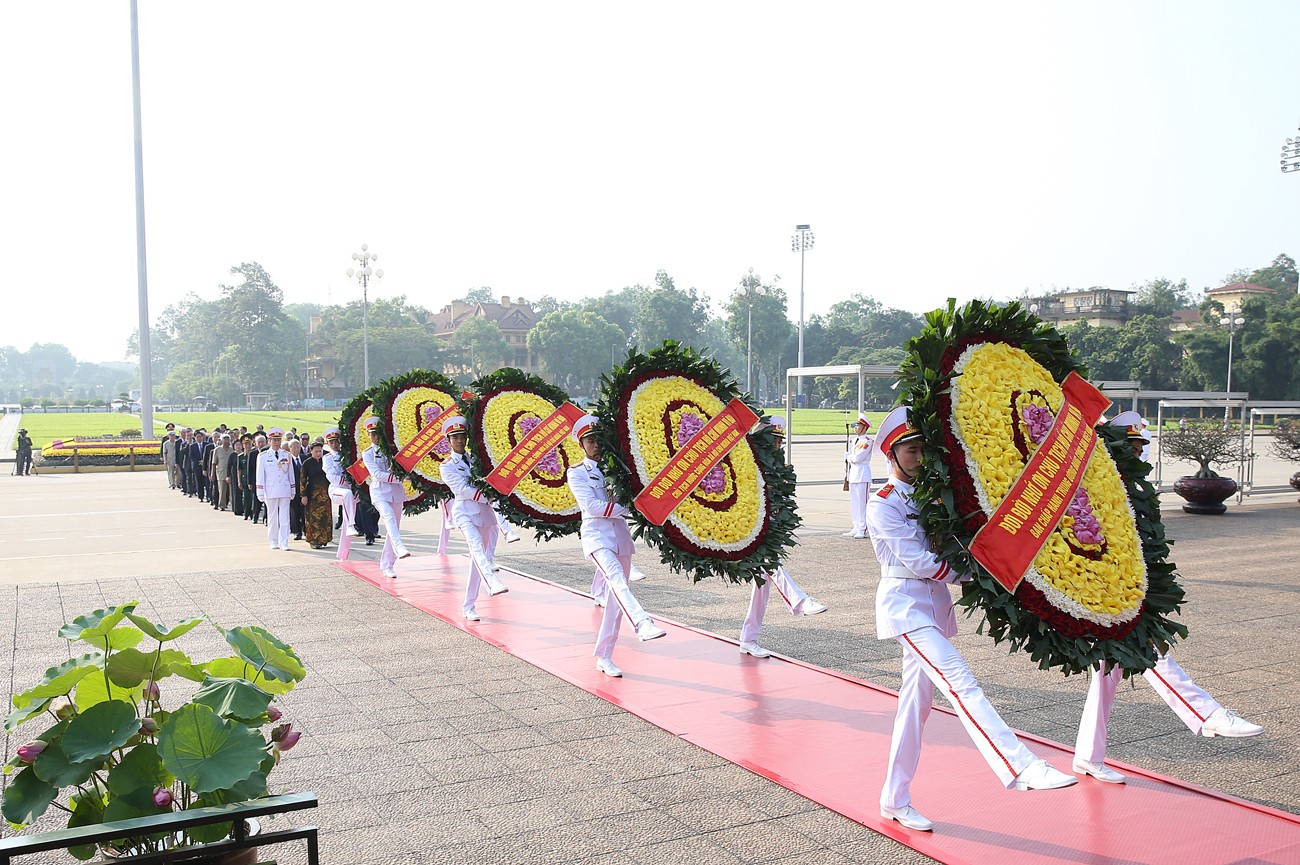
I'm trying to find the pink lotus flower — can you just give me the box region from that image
[153,787,174,808]
[266,705,283,723]
[16,741,45,763]
[278,729,302,751]
[139,717,159,737]
[143,680,161,701]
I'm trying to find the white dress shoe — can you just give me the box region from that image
[593,596,606,607]
[796,599,829,616]
[485,576,509,596]
[628,566,648,582]
[463,609,481,622]
[739,641,772,658]
[395,545,412,559]
[381,568,396,579]
[1013,759,1077,791]
[504,529,521,544]
[635,620,667,641]
[1072,759,1125,784]
[880,804,933,832]
[1200,707,1264,738]
[840,530,859,538]
[595,658,623,677]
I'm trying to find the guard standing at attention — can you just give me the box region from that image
[843,412,873,539]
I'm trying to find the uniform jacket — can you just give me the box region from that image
[846,434,873,484]
[322,449,345,486]
[441,451,493,527]
[567,458,634,557]
[255,447,297,500]
[362,444,406,505]
[865,476,959,640]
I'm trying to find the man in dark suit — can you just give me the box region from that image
[188,430,210,502]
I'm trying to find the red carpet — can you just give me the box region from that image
[338,554,1300,865]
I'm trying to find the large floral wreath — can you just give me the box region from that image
[369,368,458,506]
[338,387,433,516]
[898,300,1186,675]
[458,368,584,540]
[594,341,798,583]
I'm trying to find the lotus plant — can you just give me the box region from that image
[2,601,307,859]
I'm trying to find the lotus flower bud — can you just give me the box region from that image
[278,729,301,751]
[153,787,174,808]
[139,717,159,737]
[266,705,283,723]
[270,722,290,743]
[143,680,161,701]
[16,741,46,763]
[50,696,75,721]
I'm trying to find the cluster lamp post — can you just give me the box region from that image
[739,268,766,396]
[1280,127,1300,174]
[346,243,383,388]
[1220,307,1245,425]
[790,224,814,406]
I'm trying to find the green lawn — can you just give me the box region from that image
[10,411,342,449]
[760,407,884,436]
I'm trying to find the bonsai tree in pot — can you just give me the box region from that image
[1161,421,1246,514]
[1270,417,1300,502]
[2,602,306,861]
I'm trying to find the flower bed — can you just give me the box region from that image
[897,300,1186,675]
[37,439,164,467]
[595,342,798,583]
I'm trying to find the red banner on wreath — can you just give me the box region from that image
[484,401,586,495]
[395,409,460,472]
[634,398,760,526]
[346,460,370,485]
[970,372,1112,593]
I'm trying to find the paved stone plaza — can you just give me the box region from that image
[0,467,1296,864]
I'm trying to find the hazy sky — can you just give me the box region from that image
[4,2,1299,364]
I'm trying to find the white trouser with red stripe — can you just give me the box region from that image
[1075,652,1220,763]
[329,484,356,561]
[849,482,869,535]
[455,511,501,613]
[740,567,811,643]
[883,626,1039,809]
[590,548,651,660]
[437,500,453,555]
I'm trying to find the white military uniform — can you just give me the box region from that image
[869,475,1040,809]
[361,443,409,575]
[442,449,507,612]
[845,428,873,538]
[256,445,296,550]
[568,456,660,660]
[324,442,358,563]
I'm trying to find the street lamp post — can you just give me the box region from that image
[737,268,766,395]
[1220,307,1245,425]
[346,243,383,388]
[790,224,814,406]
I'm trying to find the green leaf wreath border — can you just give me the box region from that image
[368,368,458,507]
[592,341,800,584]
[897,299,1186,675]
[456,368,581,541]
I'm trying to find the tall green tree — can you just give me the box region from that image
[527,309,625,394]
[578,287,641,341]
[315,296,435,386]
[635,270,709,348]
[440,317,509,381]
[721,272,793,398]
[219,263,295,392]
[1131,278,1195,317]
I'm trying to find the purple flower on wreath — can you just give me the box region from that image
[423,404,444,426]
[678,412,725,494]
[1021,404,1055,444]
[1066,489,1104,545]
[519,416,562,475]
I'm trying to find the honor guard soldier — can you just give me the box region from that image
[1071,412,1263,785]
[869,407,1076,832]
[256,428,297,551]
[440,416,509,619]
[843,412,873,539]
[322,427,360,562]
[738,416,828,659]
[361,416,412,578]
[567,414,666,678]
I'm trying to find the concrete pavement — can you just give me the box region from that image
[0,466,1296,864]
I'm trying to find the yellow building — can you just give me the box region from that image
[1203,281,1276,312]
[426,296,541,375]
[1037,288,1134,328]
